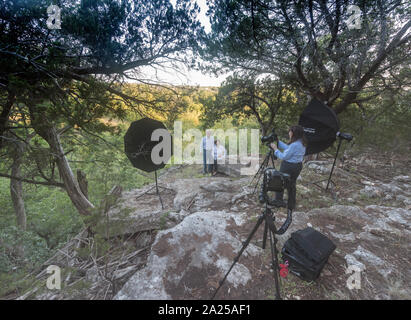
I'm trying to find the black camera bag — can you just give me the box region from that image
[281,227,336,281]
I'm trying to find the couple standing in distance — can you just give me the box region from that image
[201,129,226,176]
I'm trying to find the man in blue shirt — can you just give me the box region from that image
[270,125,307,210]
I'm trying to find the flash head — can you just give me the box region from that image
[336,132,353,141]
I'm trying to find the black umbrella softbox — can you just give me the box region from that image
[299,98,340,155]
[124,118,173,172]
[298,98,353,192]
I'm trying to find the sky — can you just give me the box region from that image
[140,0,227,87]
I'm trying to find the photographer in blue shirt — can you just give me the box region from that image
[270,125,307,210]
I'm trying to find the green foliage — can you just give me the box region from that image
[0,226,50,273]
[200,74,307,138]
[67,129,151,201]
[0,122,152,277]
[0,178,14,226]
[339,91,411,154]
[0,271,38,298]
[23,185,84,249]
[159,211,170,230]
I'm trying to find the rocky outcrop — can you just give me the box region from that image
[20,158,411,300]
[305,160,350,177]
[114,210,266,300]
[104,176,255,238]
[215,155,260,177]
[112,192,411,300]
[358,175,411,208]
[278,204,411,299]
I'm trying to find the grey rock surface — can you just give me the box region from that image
[114,210,260,300]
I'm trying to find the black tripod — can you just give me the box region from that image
[211,202,292,300]
[250,146,277,195]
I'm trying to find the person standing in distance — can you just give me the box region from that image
[212,139,226,176]
[201,129,214,175]
[270,125,306,210]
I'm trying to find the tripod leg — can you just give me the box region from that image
[251,155,269,195]
[262,221,268,250]
[251,151,270,183]
[265,221,282,300]
[250,164,262,186]
[268,228,281,300]
[264,213,282,300]
[269,152,276,169]
[252,149,277,194]
[211,214,266,299]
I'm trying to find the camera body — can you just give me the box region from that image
[261,128,278,145]
[259,168,291,207]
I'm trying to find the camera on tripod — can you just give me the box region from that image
[259,168,291,208]
[261,128,278,145]
[213,169,294,300]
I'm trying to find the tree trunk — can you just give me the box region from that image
[10,141,26,230]
[39,126,94,215]
[77,170,89,200]
[0,91,15,150]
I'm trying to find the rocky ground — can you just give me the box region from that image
[14,151,411,300]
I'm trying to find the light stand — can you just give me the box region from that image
[311,132,353,193]
[135,170,173,209]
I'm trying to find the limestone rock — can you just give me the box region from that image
[359,179,409,199]
[393,175,410,183]
[359,185,383,198]
[396,194,411,206]
[350,246,392,277]
[305,161,332,174]
[378,183,404,196]
[86,266,101,283]
[113,266,139,280]
[114,210,261,300]
[216,155,260,177]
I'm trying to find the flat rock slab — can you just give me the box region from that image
[114,210,272,300]
[216,156,260,177]
[104,184,177,237]
[105,177,254,237]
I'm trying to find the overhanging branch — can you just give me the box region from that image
[0,173,65,188]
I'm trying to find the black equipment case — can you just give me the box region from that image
[281,227,336,281]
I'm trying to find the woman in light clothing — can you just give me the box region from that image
[212,139,226,176]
